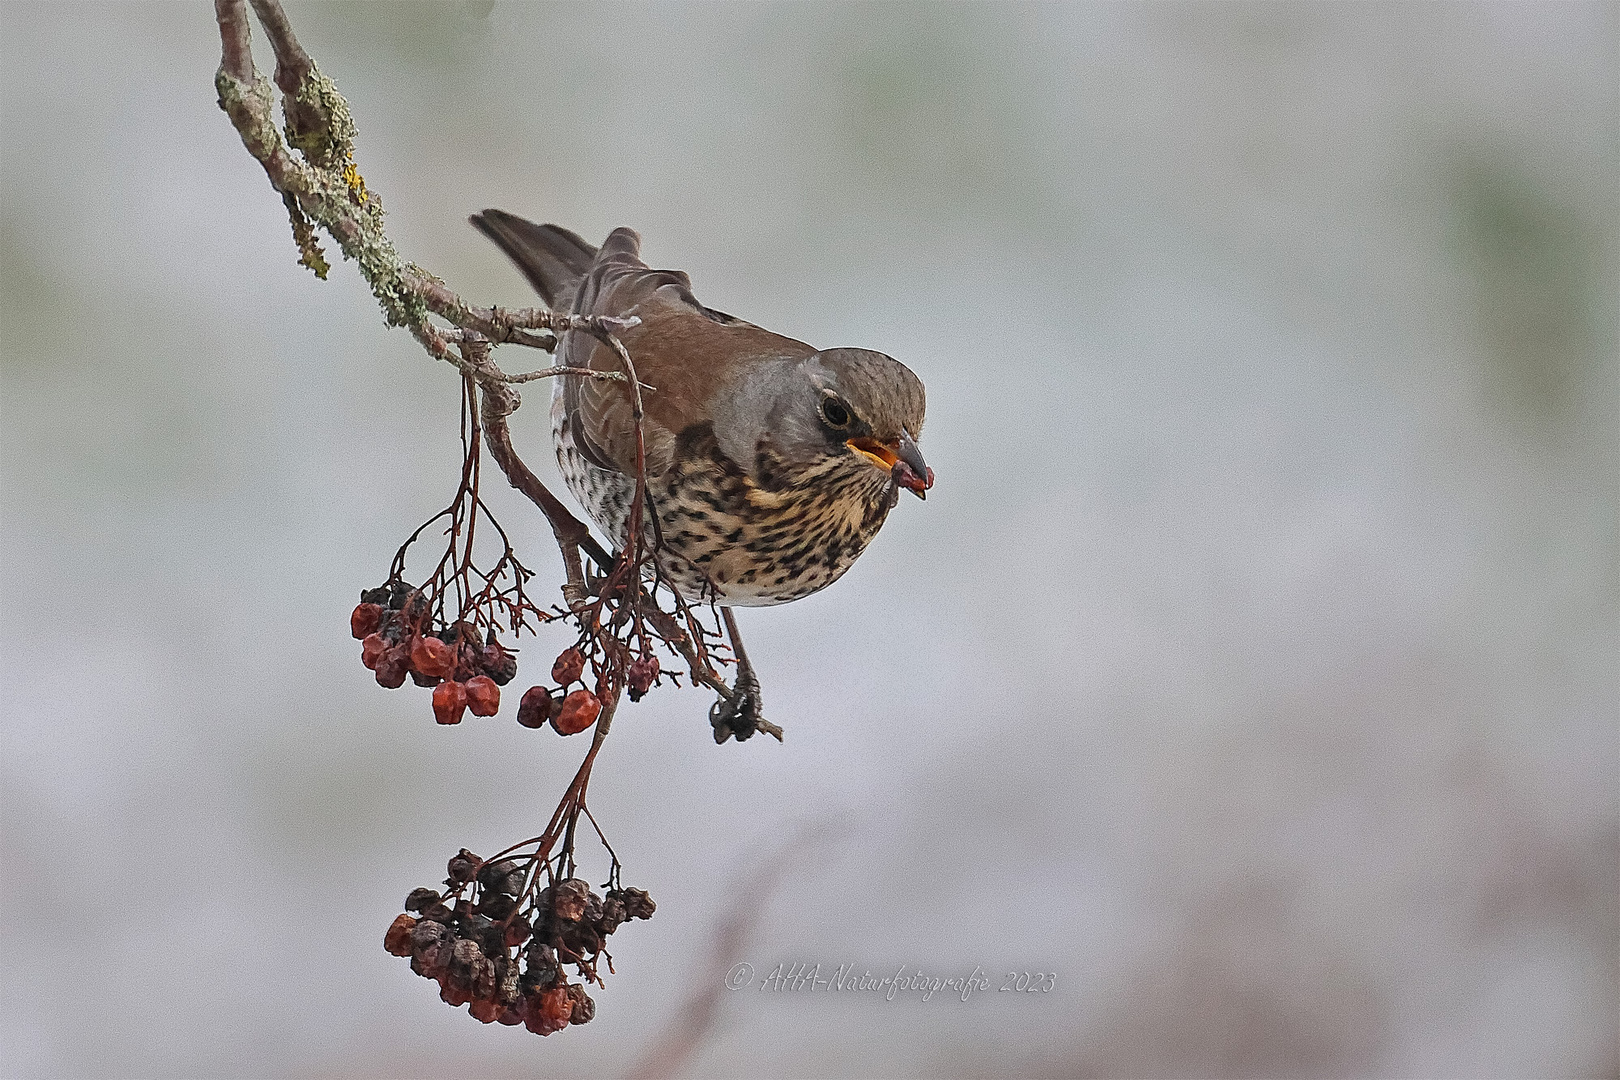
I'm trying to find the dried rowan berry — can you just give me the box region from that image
[375,650,409,689]
[559,920,603,958]
[552,690,601,735]
[524,1003,563,1035]
[410,916,449,951]
[420,901,454,924]
[432,680,467,725]
[351,602,384,640]
[477,892,516,921]
[448,936,482,972]
[410,943,449,982]
[410,668,442,688]
[524,942,560,989]
[598,897,627,935]
[611,887,656,921]
[360,585,391,607]
[551,879,591,922]
[468,997,502,1024]
[535,986,573,1033]
[627,655,660,700]
[379,611,405,644]
[471,953,498,1001]
[410,919,452,978]
[457,910,496,946]
[479,638,518,686]
[551,647,585,685]
[384,913,417,956]
[498,963,521,1007]
[567,984,595,1025]
[450,632,481,682]
[447,849,481,884]
[360,633,387,670]
[516,686,555,729]
[412,635,456,679]
[464,675,500,717]
[504,919,532,948]
[401,589,429,625]
[477,859,526,896]
[404,888,441,913]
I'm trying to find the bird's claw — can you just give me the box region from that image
[710,667,781,743]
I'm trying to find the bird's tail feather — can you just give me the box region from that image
[469,209,598,310]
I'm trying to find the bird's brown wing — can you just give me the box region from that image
[558,227,817,479]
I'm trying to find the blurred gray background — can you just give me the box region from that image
[2,2,1615,1077]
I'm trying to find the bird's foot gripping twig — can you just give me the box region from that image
[709,660,773,743]
[709,608,781,743]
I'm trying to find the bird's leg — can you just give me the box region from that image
[558,537,591,611]
[710,607,779,743]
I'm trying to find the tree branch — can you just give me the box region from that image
[214,0,254,82]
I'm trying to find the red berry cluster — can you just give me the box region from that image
[352,585,518,725]
[384,848,654,1035]
[510,647,609,736]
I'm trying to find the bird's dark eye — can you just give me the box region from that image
[819,396,853,429]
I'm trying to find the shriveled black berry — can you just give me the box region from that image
[472,953,498,1001]
[498,961,522,1008]
[477,858,527,897]
[551,878,591,922]
[598,897,627,935]
[401,589,429,623]
[456,911,494,942]
[480,645,519,686]
[567,984,595,1025]
[478,892,517,921]
[559,920,603,959]
[609,887,656,921]
[447,849,481,884]
[404,887,441,913]
[410,919,452,978]
[522,942,560,991]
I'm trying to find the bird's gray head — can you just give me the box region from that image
[712,347,933,501]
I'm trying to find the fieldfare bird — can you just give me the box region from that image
[471,209,933,738]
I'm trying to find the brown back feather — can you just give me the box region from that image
[557,228,817,479]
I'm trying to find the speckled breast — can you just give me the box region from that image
[551,387,895,607]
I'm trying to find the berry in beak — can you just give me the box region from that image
[847,429,933,500]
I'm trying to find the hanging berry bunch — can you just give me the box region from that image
[384,849,655,1035]
[353,582,519,722]
[351,375,712,1034]
[345,377,555,726]
[348,376,703,735]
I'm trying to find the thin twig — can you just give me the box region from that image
[247,0,311,88]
